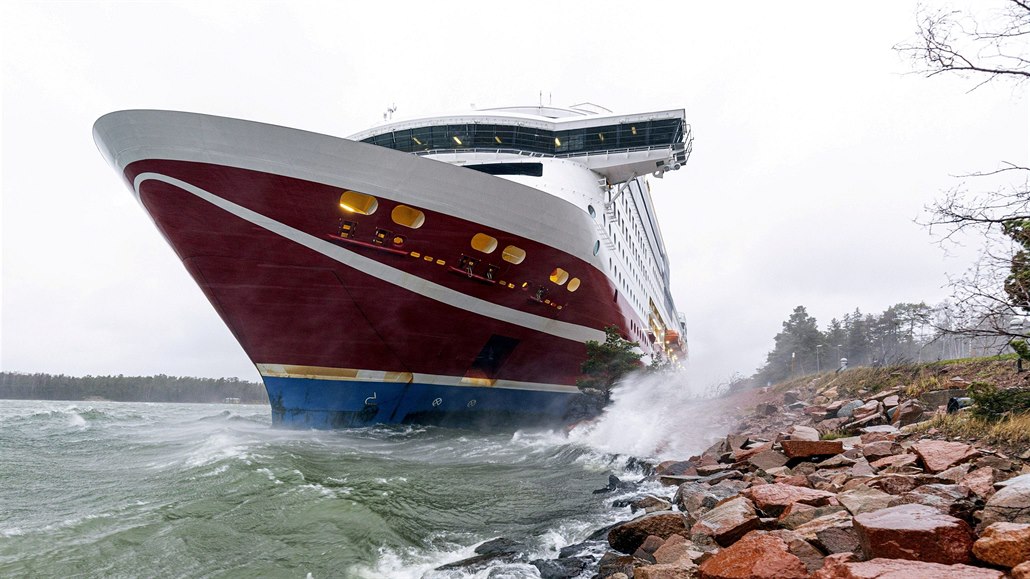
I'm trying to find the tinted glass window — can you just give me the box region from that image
[362,119,683,156]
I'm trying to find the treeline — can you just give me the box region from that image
[0,372,269,404]
[755,302,1007,385]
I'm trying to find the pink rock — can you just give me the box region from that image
[972,522,1030,568]
[749,449,789,471]
[891,399,926,427]
[697,531,808,579]
[868,454,917,470]
[866,473,934,495]
[861,441,896,462]
[852,400,880,418]
[741,483,836,516]
[804,405,832,418]
[636,563,699,579]
[784,425,821,441]
[853,504,974,564]
[653,533,702,565]
[859,431,896,445]
[888,483,978,520]
[837,485,893,516]
[962,466,996,500]
[793,510,859,554]
[813,556,1005,579]
[850,458,876,478]
[1014,561,1030,579]
[732,442,773,462]
[780,440,844,459]
[936,463,972,483]
[910,440,980,474]
[766,529,826,573]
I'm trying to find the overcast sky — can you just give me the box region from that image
[2,1,1027,387]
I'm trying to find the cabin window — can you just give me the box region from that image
[549,268,569,286]
[339,190,378,215]
[471,233,498,254]
[567,278,581,292]
[501,245,526,265]
[391,205,425,229]
[593,240,600,256]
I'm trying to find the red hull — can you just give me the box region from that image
[127,159,642,387]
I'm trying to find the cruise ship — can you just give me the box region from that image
[93,103,691,429]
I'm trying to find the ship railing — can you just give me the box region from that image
[411,142,686,160]
[595,221,617,252]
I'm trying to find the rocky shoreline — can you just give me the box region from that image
[439,372,1030,578]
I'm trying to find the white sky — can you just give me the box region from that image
[2,1,1027,386]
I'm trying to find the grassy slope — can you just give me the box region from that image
[728,354,1030,453]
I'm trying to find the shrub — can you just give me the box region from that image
[577,326,642,405]
[966,382,1030,421]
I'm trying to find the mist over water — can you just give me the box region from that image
[0,377,732,578]
[569,369,734,461]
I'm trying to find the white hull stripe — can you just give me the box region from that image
[134,172,607,344]
[256,363,580,394]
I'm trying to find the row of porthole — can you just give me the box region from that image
[470,233,526,265]
[340,191,426,229]
[549,267,581,292]
[470,233,581,292]
[341,191,585,295]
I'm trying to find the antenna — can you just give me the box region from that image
[383,103,397,121]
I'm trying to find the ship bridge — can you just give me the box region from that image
[349,107,692,184]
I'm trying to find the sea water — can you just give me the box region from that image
[0,374,729,578]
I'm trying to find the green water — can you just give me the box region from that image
[0,400,644,578]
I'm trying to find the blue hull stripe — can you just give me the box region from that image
[264,376,581,429]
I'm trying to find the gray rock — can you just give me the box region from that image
[674,481,739,519]
[918,388,968,409]
[475,537,524,555]
[607,512,688,554]
[532,556,591,579]
[837,400,865,418]
[981,473,1030,527]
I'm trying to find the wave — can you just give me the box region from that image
[567,369,734,461]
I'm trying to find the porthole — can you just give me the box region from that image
[339,190,378,215]
[549,268,569,286]
[567,278,581,292]
[593,240,600,256]
[588,205,596,218]
[502,245,526,264]
[391,205,425,229]
[471,233,498,254]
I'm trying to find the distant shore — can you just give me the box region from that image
[0,371,269,405]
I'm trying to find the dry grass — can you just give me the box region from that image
[910,411,1030,451]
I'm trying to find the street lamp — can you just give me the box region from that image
[816,344,823,372]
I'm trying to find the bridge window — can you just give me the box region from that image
[339,191,378,215]
[471,233,498,254]
[391,205,425,229]
[360,118,684,156]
